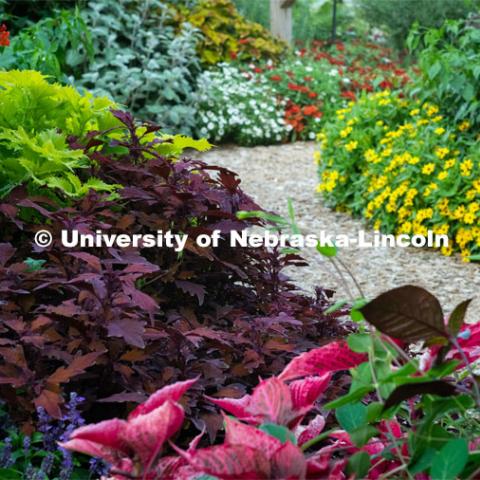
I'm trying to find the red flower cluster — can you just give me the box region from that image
[0,24,9,47]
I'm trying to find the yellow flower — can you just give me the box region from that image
[434,127,445,135]
[435,147,449,159]
[409,108,420,116]
[458,120,470,131]
[437,171,448,181]
[313,151,321,165]
[441,245,453,256]
[340,126,353,138]
[460,159,473,177]
[464,212,475,224]
[399,221,412,234]
[426,104,439,116]
[374,219,382,230]
[345,140,358,152]
[422,163,435,175]
[445,158,456,169]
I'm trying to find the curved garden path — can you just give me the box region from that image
[201,142,480,323]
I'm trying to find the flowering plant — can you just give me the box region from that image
[61,286,480,479]
[0,23,9,47]
[196,63,289,145]
[316,90,480,259]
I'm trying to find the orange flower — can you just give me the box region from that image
[0,24,10,47]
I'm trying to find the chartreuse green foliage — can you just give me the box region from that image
[408,18,480,126]
[316,90,480,259]
[0,70,118,198]
[174,0,287,65]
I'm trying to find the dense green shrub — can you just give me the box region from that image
[316,90,480,259]
[408,18,480,126]
[0,0,85,33]
[0,8,92,82]
[356,0,479,50]
[78,0,201,135]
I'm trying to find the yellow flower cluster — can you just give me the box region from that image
[315,91,480,259]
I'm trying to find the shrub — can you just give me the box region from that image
[195,63,289,145]
[316,90,480,259]
[174,0,287,65]
[78,0,202,135]
[61,285,480,479]
[0,70,118,198]
[407,18,480,127]
[356,0,479,50]
[0,108,347,434]
[0,9,92,82]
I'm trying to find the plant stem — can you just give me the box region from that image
[450,335,480,407]
[300,428,340,451]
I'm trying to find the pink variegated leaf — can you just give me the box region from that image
[279,341,367,381]
[223,416,282,460]
[305,442,341,475]
[296,414,326,447]
[289,373,331,411]
[205,394,252,420]
[270,440,307,479]
[62,418,128,455]
[123,400,184,470]
[185,444,271,479]
[128,377,197,420]
[249,377,293,425]
[59,438,120,465]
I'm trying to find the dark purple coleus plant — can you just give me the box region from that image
[0,110,350,438]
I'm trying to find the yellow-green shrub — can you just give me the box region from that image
[174,0,287,64]
[316,90,480,259]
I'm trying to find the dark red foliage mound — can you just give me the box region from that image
[0,111,349,435]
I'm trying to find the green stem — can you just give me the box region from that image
[300,428,340,451]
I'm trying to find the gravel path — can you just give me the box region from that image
[201,142,480,323]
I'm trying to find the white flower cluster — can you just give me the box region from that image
[195,63,289,146]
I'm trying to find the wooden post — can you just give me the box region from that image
[270,0,295,44]
[331,0,338,43]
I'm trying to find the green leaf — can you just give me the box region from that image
[0,469,22,479]
[430,439,468,480]
[259,423,297,445]
[24,257,46,272]
[350,309,365,322]
[316,241,337,257]
[336,402,367,432]
[325,386,374,410]
[287,198,301,235]
[428,62,441,79]
[366,402,383,422]
[346,451,371,478]
[347,333,371,353]
[350,424,378,448]
[236,210,288,226]
[409,448,436,474]
[325,300,347,314]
